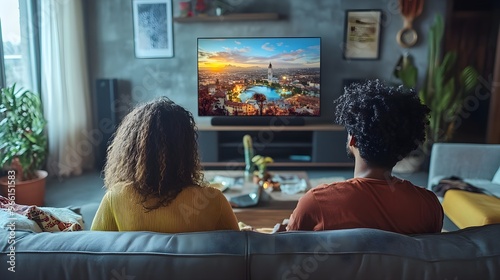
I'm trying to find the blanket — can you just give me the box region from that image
[432,176,498,198]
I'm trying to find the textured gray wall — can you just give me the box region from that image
[84,0,447,125]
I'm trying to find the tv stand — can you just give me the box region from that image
[197,124,353,168]
[211,117,305,126]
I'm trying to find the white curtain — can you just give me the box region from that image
[40,0,93,177]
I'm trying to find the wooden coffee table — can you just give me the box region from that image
[204,170,310,229]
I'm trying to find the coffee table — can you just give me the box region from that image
[204,170,310,229]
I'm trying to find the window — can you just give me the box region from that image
[0,0,37,91]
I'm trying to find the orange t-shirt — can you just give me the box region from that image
[287,177,443,234]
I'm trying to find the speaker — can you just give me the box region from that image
[94,79,118,170]
[312,130,351,163]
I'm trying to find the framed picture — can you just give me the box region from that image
[343,10,382,60]
[133,0,174,58]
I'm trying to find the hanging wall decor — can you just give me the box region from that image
[397,0,425,48]
[133,0,174,58]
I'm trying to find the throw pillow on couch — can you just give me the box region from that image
[0,196,84,232]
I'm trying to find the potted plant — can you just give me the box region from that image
[419,14,479,145]
[392,15,479,173]
[251,154,276,189]
[0,84,48,205]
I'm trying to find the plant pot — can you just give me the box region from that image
[0,170,48,206]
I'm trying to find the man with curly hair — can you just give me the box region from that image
[285,80,443,234]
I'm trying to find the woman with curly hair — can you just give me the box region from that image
[284,80,443,234]
[91,97,239,233]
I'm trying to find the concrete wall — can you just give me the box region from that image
[84,0,447,125]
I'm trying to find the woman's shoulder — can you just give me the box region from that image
[104,183,225,206]
[182,185,224,199]
[103,182,142,203]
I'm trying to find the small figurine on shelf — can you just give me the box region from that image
[179,1,193,17]
[195,0,208,16]
[210,0,236,16]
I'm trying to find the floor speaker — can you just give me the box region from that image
[94,79,117,170]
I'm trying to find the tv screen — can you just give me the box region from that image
[198,37,321,117]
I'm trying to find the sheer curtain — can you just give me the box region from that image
[40,0,93,177]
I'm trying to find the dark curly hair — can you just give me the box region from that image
[334,79,430,168]
[104,97,204,211]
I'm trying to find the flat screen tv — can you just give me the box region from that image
[197,37,321,124]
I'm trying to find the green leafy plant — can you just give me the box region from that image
[393,52,418,89]
[0,84,48,180]
[419,15,479,143]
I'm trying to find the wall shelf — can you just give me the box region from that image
[174,13,281,23]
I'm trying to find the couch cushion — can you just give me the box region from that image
[0,230,247,280]
[1,226,500,280]
[79,202,100,230]
[248,226,500,280]
[493,166,500,184]
[443,190,500,229]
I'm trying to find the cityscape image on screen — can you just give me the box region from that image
[198,37,321,117]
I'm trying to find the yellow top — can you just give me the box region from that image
[90,184,239,233]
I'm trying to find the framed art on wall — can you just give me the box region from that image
[343,10,382,60]
[133,0,174,58]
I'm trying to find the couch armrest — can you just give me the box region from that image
[427,143,500,189]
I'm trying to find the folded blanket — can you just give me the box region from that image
[432,176,498,198]
[0,196,83,232]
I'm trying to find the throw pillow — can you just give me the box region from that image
[0,207,43,232]
[0,196,84,232]
[492,166,500,184]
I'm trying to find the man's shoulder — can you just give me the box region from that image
[397,179,436,195]
[309,179,357,196]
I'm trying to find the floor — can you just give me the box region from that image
[44,167,459,231]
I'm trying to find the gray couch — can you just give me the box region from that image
[1,224,500,280]
[427,143,500,196]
